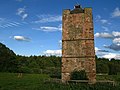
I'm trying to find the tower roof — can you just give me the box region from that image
[70,5,84,14]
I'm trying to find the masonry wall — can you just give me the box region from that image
[62,8,96,83]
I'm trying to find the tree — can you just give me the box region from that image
[0,43,17,72]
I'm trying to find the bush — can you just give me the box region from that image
[42,67,61,79]
[32,68,41,74]
[71,70,88,80]
[49,68,61,79]
[20,66,33,73]
[108,63,117,75]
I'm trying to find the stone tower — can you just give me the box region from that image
[62,5,96,83]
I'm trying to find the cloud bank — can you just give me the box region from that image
[95,31,120,51]
[43,50,61,56]
[104,44,120,51]
[95,47,120,59]
[94,32,113,39]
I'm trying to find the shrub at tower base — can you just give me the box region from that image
[70,70,88,80]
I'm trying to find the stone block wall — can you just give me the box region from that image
[62,6,96,83]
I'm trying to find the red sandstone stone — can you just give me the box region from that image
[62,6,96,83]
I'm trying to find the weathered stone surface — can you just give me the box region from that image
[62,5,96,83]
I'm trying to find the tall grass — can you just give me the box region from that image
[0,73,120,90]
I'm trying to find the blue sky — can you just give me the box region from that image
[0,0,120,59]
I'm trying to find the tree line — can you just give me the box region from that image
[96,56,120,75]
[0,42,120,77]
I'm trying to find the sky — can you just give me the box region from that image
[0,0,120,59]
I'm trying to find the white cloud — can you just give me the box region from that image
[95,31,120,39]
[101,53,120,60]
[95,15,110,25]
[103,32,120,51]
[93,47,120,59]
[100,19,108,24]
[102,53,117,59]
[95,15,101,21]
[94,31,120,51]
[95,47,109,53]
[16,7,28,20]
[40,26,61,31]
[34,15,62,23]
[95,47,120,59]
[115,55,120,60]
[104,44,120,51]
[0,18,21,28]
[33,24,62,32]
[17,7,25,15]
[22,14,28,20]
[95,47,103,56]
[43,50,61,56]
[113,38,120,44]
[59,40,62,44]
[13,36,31,42]
[95,47,100,53]
[58,40,62,48]
[112,31,120,37]
[94,32,113,38]
[95,47,109,58]
[112,7,120,17]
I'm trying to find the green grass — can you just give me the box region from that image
[0,73,50,90]
[96,73,120,81]
[0,73,120,90]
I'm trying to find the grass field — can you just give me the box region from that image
[96,74,120,82]
[0,73,50,90]
[0,73,120,90]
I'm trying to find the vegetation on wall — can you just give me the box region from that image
[70,70,88,80]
